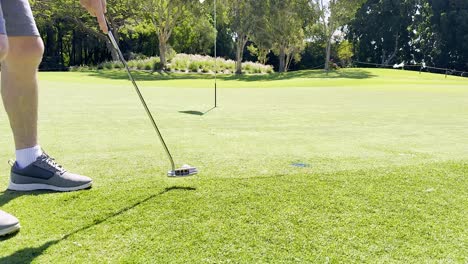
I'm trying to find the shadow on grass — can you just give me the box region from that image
[0,190,58,208]
[179,106,216,116]
[85,69,376,83]
[160,186,196,194]
[0,186,195,263]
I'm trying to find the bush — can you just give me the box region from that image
[105,62,115,70]
[127,52,147,60]
[127,59,137,69]
[136,60,146,70]
[243,62,254,73]
[153,61,163,71]
[189,61,201,72]
[70,65,95,72]
[89,54,274,74]
[166,46,177,62]
[169,54,273,74]
[201,65,210,73]
[173,58,188,71]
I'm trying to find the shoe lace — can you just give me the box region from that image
[40,152,66,175]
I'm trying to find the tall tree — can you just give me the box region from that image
[418,0,468,71]
[269,0,310,72]
[348,0,420,66]
[247,1,272,66]
[168,1,212,56]
[47,0,136,61]
[142,0,200,68]
[32,0,109,67]
[311,0,365,71]
[227,0,258,74]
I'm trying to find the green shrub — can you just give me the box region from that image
[189,61,201,72]
[127,52,147,60]
[150,57,161,70]
[90,54,273,74]
[173,59,187,71]
[154,61,163,71]
[166,46,177,62]
[127,60,136,69]
[201,66,210,73]
[101,61,113,70]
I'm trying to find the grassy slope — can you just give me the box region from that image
[0,68,466,263]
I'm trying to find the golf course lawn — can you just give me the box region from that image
[0,68,466,263]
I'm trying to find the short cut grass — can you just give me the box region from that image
[0,68,466,263]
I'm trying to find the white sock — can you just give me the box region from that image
[15,145,43,169]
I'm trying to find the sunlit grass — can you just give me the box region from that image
[0,68,466,263]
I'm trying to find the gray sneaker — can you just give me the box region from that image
[0,210,20,236]
[8,152,93,192]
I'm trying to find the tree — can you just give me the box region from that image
[142,0,200,68]
[32,0,110,67]
[247,44,270,65]
[348,0,420,66]
[337,40,353,66]
[311,0,365,71]
[246,1,272,66]
[171,12,215,55]
[418,0,468,71]
[227,0,258,74]
[268,0,310,72]
[50,0,137,61]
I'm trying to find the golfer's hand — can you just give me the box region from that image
[80,0,108,33]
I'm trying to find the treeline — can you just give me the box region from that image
[31,0,468,73]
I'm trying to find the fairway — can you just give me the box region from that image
[0,69,467,262]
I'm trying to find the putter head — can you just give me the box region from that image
[168,164,198,177]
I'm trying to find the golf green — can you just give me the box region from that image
[0,68,466,262]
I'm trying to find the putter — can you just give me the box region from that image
[106,21,197,177]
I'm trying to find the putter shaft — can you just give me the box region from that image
[107,31,176,173]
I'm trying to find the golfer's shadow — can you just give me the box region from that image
[0,188,92,217]
[0,189,84,241]
[0,189,55,209]
[0,186,196,263]
[179,107,216,116]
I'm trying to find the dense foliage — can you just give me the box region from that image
[30,0,468,73]
[349,0,468,72]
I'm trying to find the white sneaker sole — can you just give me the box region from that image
[0,223,20,237]
[8,181,92,192]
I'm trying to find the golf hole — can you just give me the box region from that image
[292,163,310,168]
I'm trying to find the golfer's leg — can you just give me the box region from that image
[1,36,43,150]
[0,3,21,238]
[0,38,21,238]
[1,0,92,192]
[0,4,7,61]
[0,34,7,61]
[3,37,92,192]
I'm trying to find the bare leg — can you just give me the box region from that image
[1,37,92,191]
[0,34,8,60]
[1,36,43,150]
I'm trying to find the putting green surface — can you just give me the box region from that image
[0,69,466,263]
